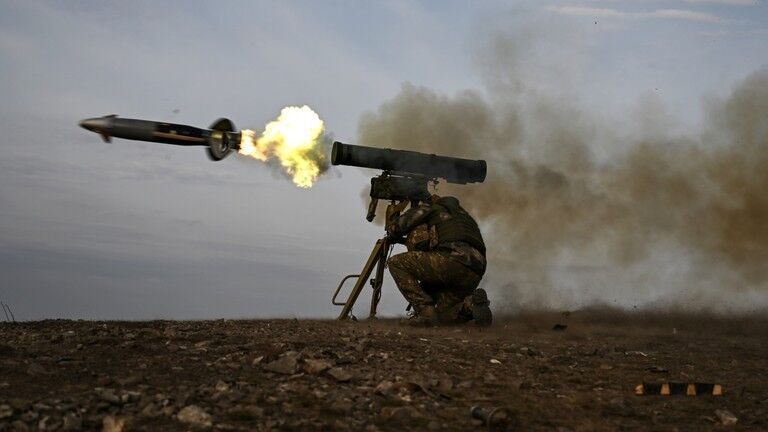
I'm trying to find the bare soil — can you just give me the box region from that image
[1,311,767,431]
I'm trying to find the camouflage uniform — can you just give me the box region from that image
[386,196,486,323]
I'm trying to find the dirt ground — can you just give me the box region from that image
[1,311,766,431]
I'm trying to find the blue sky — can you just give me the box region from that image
[0,0,765,319]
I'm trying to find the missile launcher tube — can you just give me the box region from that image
[331,141,486,184]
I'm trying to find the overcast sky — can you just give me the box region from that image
[0,0,765,320]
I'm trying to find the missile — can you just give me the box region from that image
[78,115,240,161]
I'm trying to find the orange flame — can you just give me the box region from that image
[239,106,327,188]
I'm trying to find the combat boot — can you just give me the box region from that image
[403,305,438,327]
[471,288,492,327]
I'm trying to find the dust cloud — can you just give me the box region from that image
[357,31,768,313]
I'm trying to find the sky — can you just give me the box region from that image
[0,0,766,320]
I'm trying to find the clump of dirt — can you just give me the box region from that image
[1,312,766,431]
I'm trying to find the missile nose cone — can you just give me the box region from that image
[79,115,116,142]
[79,117,106,133]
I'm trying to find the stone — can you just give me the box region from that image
[263,353,299,375]
[375,380,394,395]
[122,391,142,403]
[95,388,120,404]
[38,416,61,431]
[327,367,354,382]
[102,415,126,432]
[141,403,161,418]
[714,409,738,426]
[303,359,333,375]
[61,413,82,431]
[177,405,212,429]
[214,380,230,393]
[0,404,13,419]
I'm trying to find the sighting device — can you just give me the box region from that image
[329,141,486,320]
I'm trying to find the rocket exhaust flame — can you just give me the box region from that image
[238,106,329,188]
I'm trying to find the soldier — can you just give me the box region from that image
[386,194,492,327]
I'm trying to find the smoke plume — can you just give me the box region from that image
[357,32,768,312]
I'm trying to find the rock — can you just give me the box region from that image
[95,388,120,404]
[193,341,210,350]
[61,413,82,431]
[375,380,394,395]
[327,367,354,382]
[140,403,161,418]
[38,416,61,431]
[714,409,738,426]
[0,404,12,419]
[177,405,212,429]
[32,403,51,411]
[457,380,473,389]
[303,359,333,375]
[214,380,230,393]
[263,353,299,375]
[102,415,126,432]
[26,363,47,376]
[122,391,142,403]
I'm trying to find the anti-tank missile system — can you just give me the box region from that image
[78,115,239,161]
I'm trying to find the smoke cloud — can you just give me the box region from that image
[357,31,768,313]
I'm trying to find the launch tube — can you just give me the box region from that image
[331,141,486,184]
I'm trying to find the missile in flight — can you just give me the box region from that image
[78,115,239,161]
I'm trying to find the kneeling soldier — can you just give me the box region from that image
[386,195,492,327]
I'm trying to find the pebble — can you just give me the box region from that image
[714,409,738,426]
[61,413,82,431]
[0,404,12,419]
[95,388,120,404]
[304,359,333,374]
[102,415,126,432]
[327,367,354,382]
[263,353,299,375]
[177,405,212,429]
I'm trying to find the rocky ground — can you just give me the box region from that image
[1,311,767,431]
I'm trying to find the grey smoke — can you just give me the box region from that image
[357,31,768,313]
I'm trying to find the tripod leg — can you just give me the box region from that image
[369,238,390,319]
[337,239,385,320]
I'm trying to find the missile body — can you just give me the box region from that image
[79,115,240,161]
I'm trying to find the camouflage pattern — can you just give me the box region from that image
[387,201,486,275]
[387,250,481,322]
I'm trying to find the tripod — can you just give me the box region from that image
[332,236,395,320]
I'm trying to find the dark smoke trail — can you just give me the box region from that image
[357,34,768,312]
